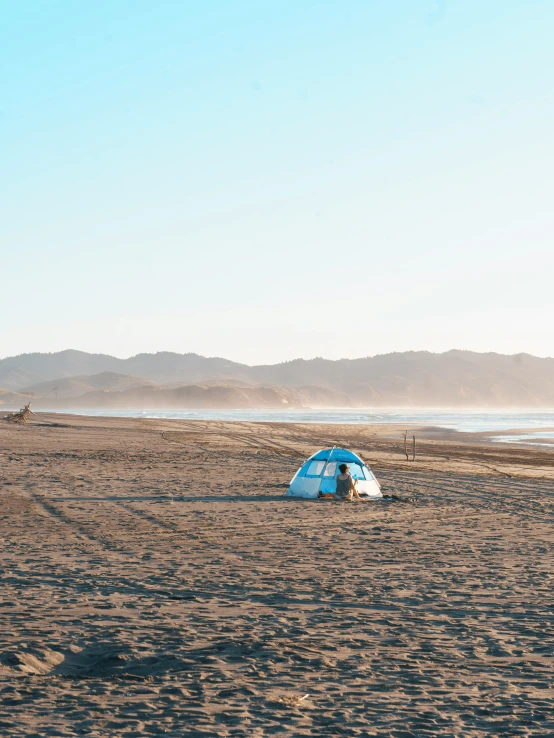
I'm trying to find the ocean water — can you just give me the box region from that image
[490,431,554,447]
[52,408,554,435]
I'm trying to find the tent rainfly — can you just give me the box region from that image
[285,447,382,499]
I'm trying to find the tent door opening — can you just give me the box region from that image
[317,460,368,496]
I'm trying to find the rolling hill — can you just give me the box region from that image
[31,384,304,411]
[20,372,157,399]
[1,349,553,408]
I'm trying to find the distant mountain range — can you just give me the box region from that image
[1,349,553,409]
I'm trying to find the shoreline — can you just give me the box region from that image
[4,411,554,480]
[4,406,554,432]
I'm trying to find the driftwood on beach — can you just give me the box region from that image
[5,403,35,424]
[402,430,416,461]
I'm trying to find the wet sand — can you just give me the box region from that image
[1,413,553,736]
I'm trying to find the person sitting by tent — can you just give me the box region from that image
[334,463,365,502]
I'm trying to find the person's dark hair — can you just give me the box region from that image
[339,463,348,474]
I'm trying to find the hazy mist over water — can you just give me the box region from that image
[41,409,554,435]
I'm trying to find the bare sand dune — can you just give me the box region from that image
[1,414,553,736]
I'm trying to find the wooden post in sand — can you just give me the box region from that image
[6,403,35,424]
[412,435,416,462]
[402,431,409,461]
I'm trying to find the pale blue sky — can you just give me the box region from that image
[2,1,553,363]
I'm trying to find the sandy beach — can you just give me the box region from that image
[1,413,553,736]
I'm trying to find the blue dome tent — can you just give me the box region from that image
[285,447,382,499]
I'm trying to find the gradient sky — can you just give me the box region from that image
[2,0,553,364]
